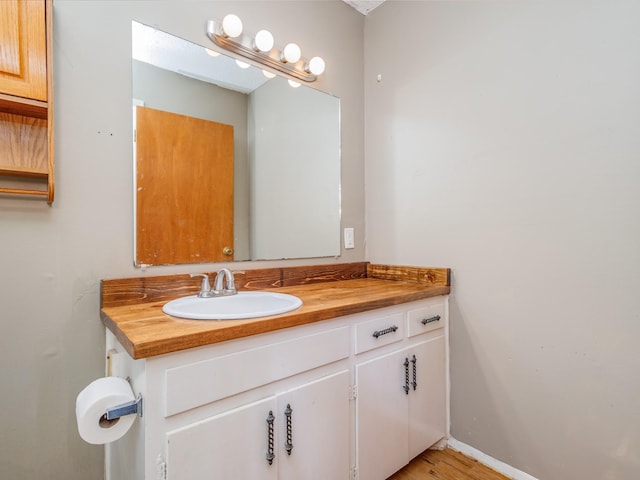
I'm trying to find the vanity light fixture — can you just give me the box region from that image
[253,29,274,53]
[206,14,325,82]
[281,43,301,63]
[305,56,326,76]
[220,14,243,38]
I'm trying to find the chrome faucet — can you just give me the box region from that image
[213,268,244,296]
[190,270,244,297]
[190,273,214,298]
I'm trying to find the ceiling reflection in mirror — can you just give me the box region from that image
[132,21,341,266]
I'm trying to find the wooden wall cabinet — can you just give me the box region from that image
[0,0,54,203]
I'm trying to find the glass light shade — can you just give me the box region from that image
[262,70,276,79]
[282,43,301,63]
[221,14,243,38]
[235,60,251,69]
[288,80,301,88]
[307,56,326,75]
[205,48,220,57]
[254,30,274,53]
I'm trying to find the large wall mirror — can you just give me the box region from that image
[132,21,341,266]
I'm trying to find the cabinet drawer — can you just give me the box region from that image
[406,297,446,338]
[165,326,349,416]
[354,312,404,354]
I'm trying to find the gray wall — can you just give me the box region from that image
[7,1,637,479]
[251,78,341,259]
[364,1,640,479]
[0,1,364,478]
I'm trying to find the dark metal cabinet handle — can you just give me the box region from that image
[284,404,293,455]
[373,325,399,338]
[266,410,275,465]
[411,355,417,391]
[403,357,410,394]
[421,315,441,325]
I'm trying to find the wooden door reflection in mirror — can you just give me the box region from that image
[135,106,234,265]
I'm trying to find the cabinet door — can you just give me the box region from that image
[0,0,47,101]
[166,396,278,480]
[278,370,351,480]
[356,350,409,480]
[407,336,446,459]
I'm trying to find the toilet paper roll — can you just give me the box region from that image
[76,376,137,444]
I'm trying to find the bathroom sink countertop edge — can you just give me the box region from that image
[101,277,450,360]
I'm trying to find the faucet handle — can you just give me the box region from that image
[189,273,211,297]
[227,270,245,291]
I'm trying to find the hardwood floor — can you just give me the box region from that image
[387,448,512,480]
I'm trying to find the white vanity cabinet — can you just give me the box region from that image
[355,297,448,480]
[166,369,350,480]
[107,324,352,480]
[277,370,351,480]
[105,295,448,480]
[167,395,278,479]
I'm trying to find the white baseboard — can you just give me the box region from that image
[447,438,539,480]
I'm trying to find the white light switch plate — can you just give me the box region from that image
[344,228,355,249]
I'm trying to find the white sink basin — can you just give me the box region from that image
[162,291,303,320]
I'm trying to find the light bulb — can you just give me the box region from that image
[282,43,301,63]
[288,80,301,88]
[263,70,276,79]
[254,30,274,53]
[221,14,243,38]
[235,60,250,69]
[205,48,220,57]
[306,56,326,75]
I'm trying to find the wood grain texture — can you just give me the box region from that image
[101,263,451,359]
[101,278,450,359]
[388,448,511,480]
[0,186,47,196]
[135,106,234,265]
[0,0,47,101]
[0,0,54,203]
[0,111,47,171]
[0,0,21,75]
[0,93,47,118]
[368,264,451,286]
[280,262,368,286]
[101,262,369,308]
[45,0,53,204]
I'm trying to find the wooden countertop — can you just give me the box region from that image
[101,277,450,360]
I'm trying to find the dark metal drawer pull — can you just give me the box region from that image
[421,315,441,325]
[403,357,410,394]
[411,355,417,391]
[372,325,399,338]
[284,404,293,455]
[266,410,275,465]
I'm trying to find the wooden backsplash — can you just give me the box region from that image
[101,262,450,308]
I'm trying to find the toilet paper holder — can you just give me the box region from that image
[106,394,143,421]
